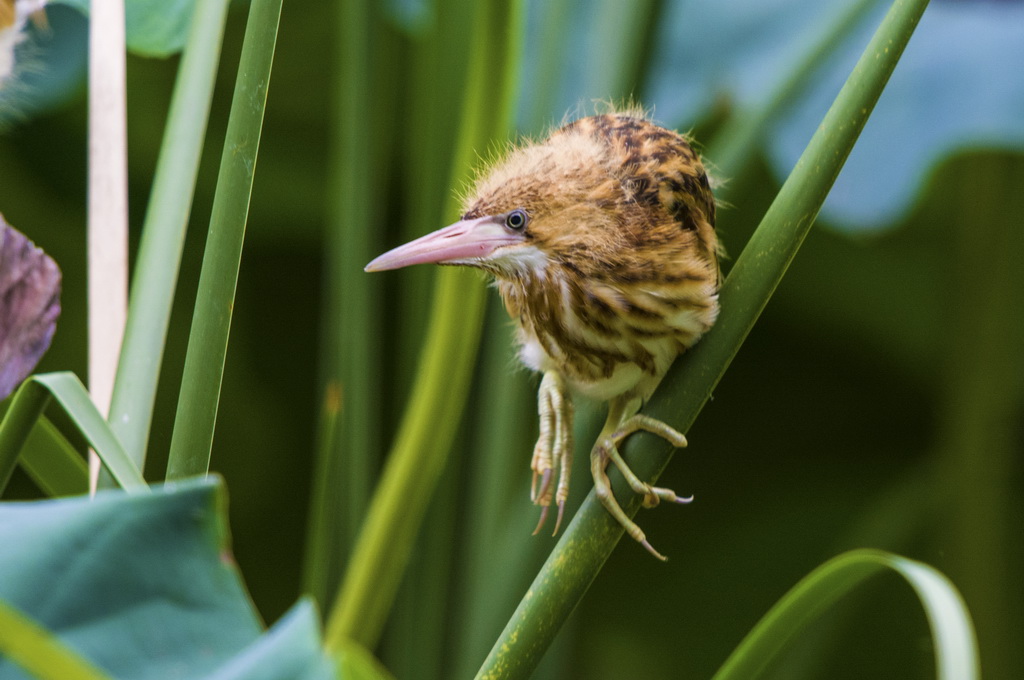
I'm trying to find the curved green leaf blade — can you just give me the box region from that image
[0,373,143,496]
[167,0,283,479]
[33,373,145,490]
[712,550,979,680]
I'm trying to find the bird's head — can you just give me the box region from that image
[365,113,715,282]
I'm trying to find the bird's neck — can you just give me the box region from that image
[494,262,663,401]
[493,261,557,328]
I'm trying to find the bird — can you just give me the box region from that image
[365,110,720,560]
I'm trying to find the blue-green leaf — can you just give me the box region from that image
[52,0,197,57]
[0,477,339,680]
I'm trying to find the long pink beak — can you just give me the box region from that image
[365,216,524,272]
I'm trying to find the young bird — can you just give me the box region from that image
[366,111,720,560]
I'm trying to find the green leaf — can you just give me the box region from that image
[53,0,197,57]
[167,0,283,479]
[712,550,979,680]
[202,600,337,680]
[105,0,231,473]
[0,373,144,496]
[0,477,338,680]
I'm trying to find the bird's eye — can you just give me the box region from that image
[505,209,528,231]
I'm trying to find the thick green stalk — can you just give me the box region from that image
[450,300,544,680]
[325,0,524,652]
[524,0,573,131]
[476,1,930,676]
[324,270,483,648]
[931,152,1024,680]
[166,0,283,479]
[302,0,378,607]
[105,0,231,472]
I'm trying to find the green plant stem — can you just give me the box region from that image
[0,381,51,494]
[450,300,543,679]
[712,550,978,680]
[325,271,486,649]
[476,0,930,676]
[302,0,378,607]
[324,0,524,652]
[166,0,283,479]
[105,0,231,474]
[931,152,1024,679]
[589,0,660,99]
[524,0,572,132]
[617,0,666,98]
[0,601,112,680]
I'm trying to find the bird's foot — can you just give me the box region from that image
[591,413,691,561]
[530,371,574,536]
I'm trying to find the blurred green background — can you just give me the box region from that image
[1,0,1021,678]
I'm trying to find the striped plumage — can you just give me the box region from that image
[468,113,719,404]
[367,111,720,559]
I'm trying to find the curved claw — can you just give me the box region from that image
[535,468,553,505]
[641,539,669,562]
[552,500,566,536]
[532,504,550,535]
[675,494,694,504]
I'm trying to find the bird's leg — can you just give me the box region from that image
[530,371,574,536]
[590,399,691,561]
